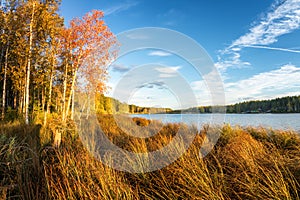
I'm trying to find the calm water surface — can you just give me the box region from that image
[131,114,300,132]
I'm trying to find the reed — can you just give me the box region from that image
[0,115,299,199]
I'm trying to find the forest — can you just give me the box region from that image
[95,94,172,114]
[173,95,300,114]
[0,0,117,124]
[226,95,300,113]
[95,94,300,114]
[0,0,299,122]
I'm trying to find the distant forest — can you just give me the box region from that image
[226,95,300,113]
[95,94,172,114]
[97,95,300,114]
[188,95,300,114]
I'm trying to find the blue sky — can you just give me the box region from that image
[61,0,300,109]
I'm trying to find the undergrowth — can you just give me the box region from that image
[0,115,299,199]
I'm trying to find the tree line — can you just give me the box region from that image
[166,95,300,114]
[95,94,172,114]
[226,96,300,113]
[94,95,300,114]
[194,95,300,114]
[0,0,117,124]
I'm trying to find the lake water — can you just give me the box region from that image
[131,113,300,132]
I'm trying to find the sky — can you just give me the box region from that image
[61,0,300,109]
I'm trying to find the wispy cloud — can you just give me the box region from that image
[110,64,130,73]
[155,66,181,78]
[192,64,300,105]
[157,8,185,27]
[159,74,177,78]
[155,66,180,73]
[104,1,138,16]
[125,33,149,40]
[148,50,172,57]
[136,81,166,89]
[231,0,300,47]
[215,53,251,72]
[241,44,300,54]
[225,64,300,103]
[217,0,300,71]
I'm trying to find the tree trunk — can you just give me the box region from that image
[44,58,54,125]
[19,91,23,114]
[55,96,58,112]
[42,86,45,112]
[66,69,77,121]
[62,62,68,122]
[0,41,4,119]
[71,88,74,120]
[22,82,26,114]
[25,2,35,125]
[0,40,4,72]
[13,93,17,109]
[37,87,40,110]
[1,45,9,120]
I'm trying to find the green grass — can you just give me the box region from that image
[0,115,300,199]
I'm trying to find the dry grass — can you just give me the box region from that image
[0,115,300,199]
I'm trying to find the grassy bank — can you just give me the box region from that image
[0,115,300,199]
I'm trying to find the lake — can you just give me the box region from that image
[131,113,300,132]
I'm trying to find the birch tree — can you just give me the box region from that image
[60,10,117,122]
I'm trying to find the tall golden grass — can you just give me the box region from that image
[0,115,299,199]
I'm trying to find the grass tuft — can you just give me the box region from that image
[0,115,299,199]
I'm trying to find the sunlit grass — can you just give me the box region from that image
[0,115,299,199]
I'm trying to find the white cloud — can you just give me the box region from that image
[191,64,300,105]
[110,64,130,72]
[157,8,184,27]
[155,66,181,74]
[215,53,251,72]
[241,45,300,54]
[159,73,177,78]
[154,66,181,78]
[217,0,300,71]
[148,51,172,57]
[191,69,226,106]
[125,33,149,40]
[224,64,300,104]
[104,1,138,16]
[231,0,300,47]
